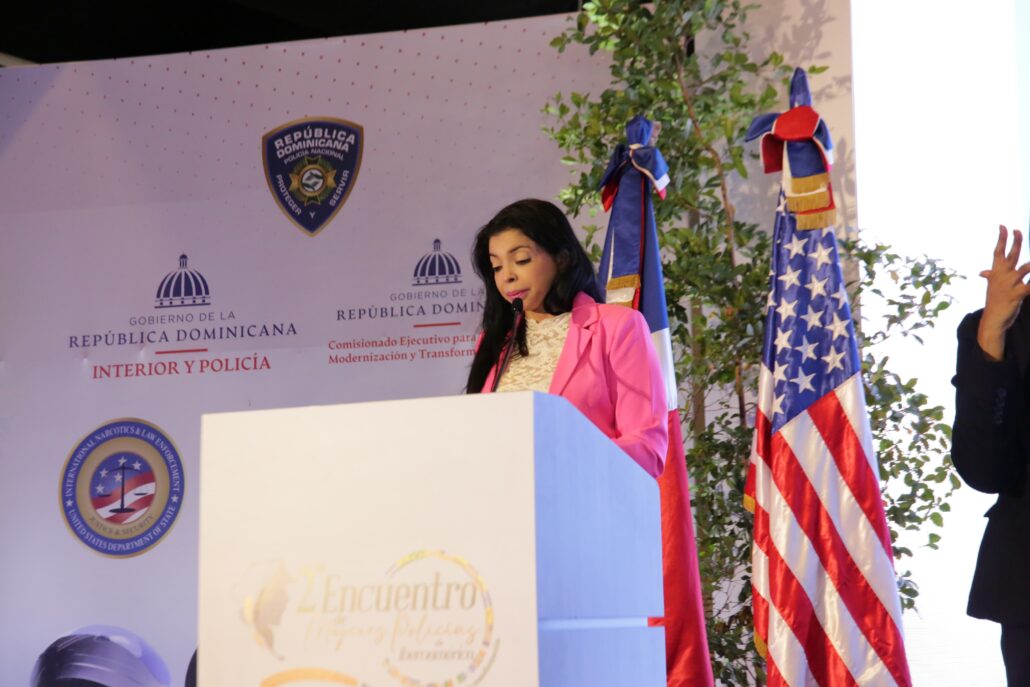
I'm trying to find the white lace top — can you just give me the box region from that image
[496,312,571,393]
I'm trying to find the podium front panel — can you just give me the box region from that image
[199,392,664,686]
[199,394,540,686]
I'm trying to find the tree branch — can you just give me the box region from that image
[674,49,748,429]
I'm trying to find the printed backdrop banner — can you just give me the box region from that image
[0,14,610,684]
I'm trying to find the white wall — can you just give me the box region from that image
[852,1,1020,684]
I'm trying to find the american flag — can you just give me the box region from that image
[744,202,911,686]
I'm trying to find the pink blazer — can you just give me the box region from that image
[482,292,668,477]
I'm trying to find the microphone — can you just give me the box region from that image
[491,298,525,392]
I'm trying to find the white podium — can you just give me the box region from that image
[198,392,665,686]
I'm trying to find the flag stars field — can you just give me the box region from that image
[806,274,828,298]
[827,312,850,341]
[821,346,847,373]
[796,336,818,362]
[802,305,823,330]
[763,223,860,432]
[790,369,817,395]
[812,240,834,269]
[778,264,802,289]
[833,284,849,309]
[785,233,808,258]
[776,297,798,321]
[774,327,793,351]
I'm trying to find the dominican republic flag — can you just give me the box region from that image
[744,70,911,686]
[598,114,714,687]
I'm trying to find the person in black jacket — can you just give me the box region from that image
[953,224,1030,686]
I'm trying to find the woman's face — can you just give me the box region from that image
[488,228,559,320]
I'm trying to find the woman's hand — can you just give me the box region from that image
[977,224,1030,360]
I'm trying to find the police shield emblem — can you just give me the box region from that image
[262,117,363,237]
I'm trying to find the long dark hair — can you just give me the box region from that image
[465,198,600,393]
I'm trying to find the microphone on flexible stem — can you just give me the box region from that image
[491,297,524,393]
[512,297,525,319]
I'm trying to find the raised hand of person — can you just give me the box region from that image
[978,224,1030,360]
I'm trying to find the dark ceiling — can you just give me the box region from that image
[1,1,580,65]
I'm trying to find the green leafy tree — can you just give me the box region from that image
[547,1,959,682]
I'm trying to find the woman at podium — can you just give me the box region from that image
[466,198,668,478]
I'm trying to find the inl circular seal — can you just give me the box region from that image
[60,418,184,557]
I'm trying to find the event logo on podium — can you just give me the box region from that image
[241,551,498,686]
[60,419,184,557]
[262,117,364,237]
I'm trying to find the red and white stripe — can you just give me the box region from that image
[747,365,911,686]
[92,477,156,524]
